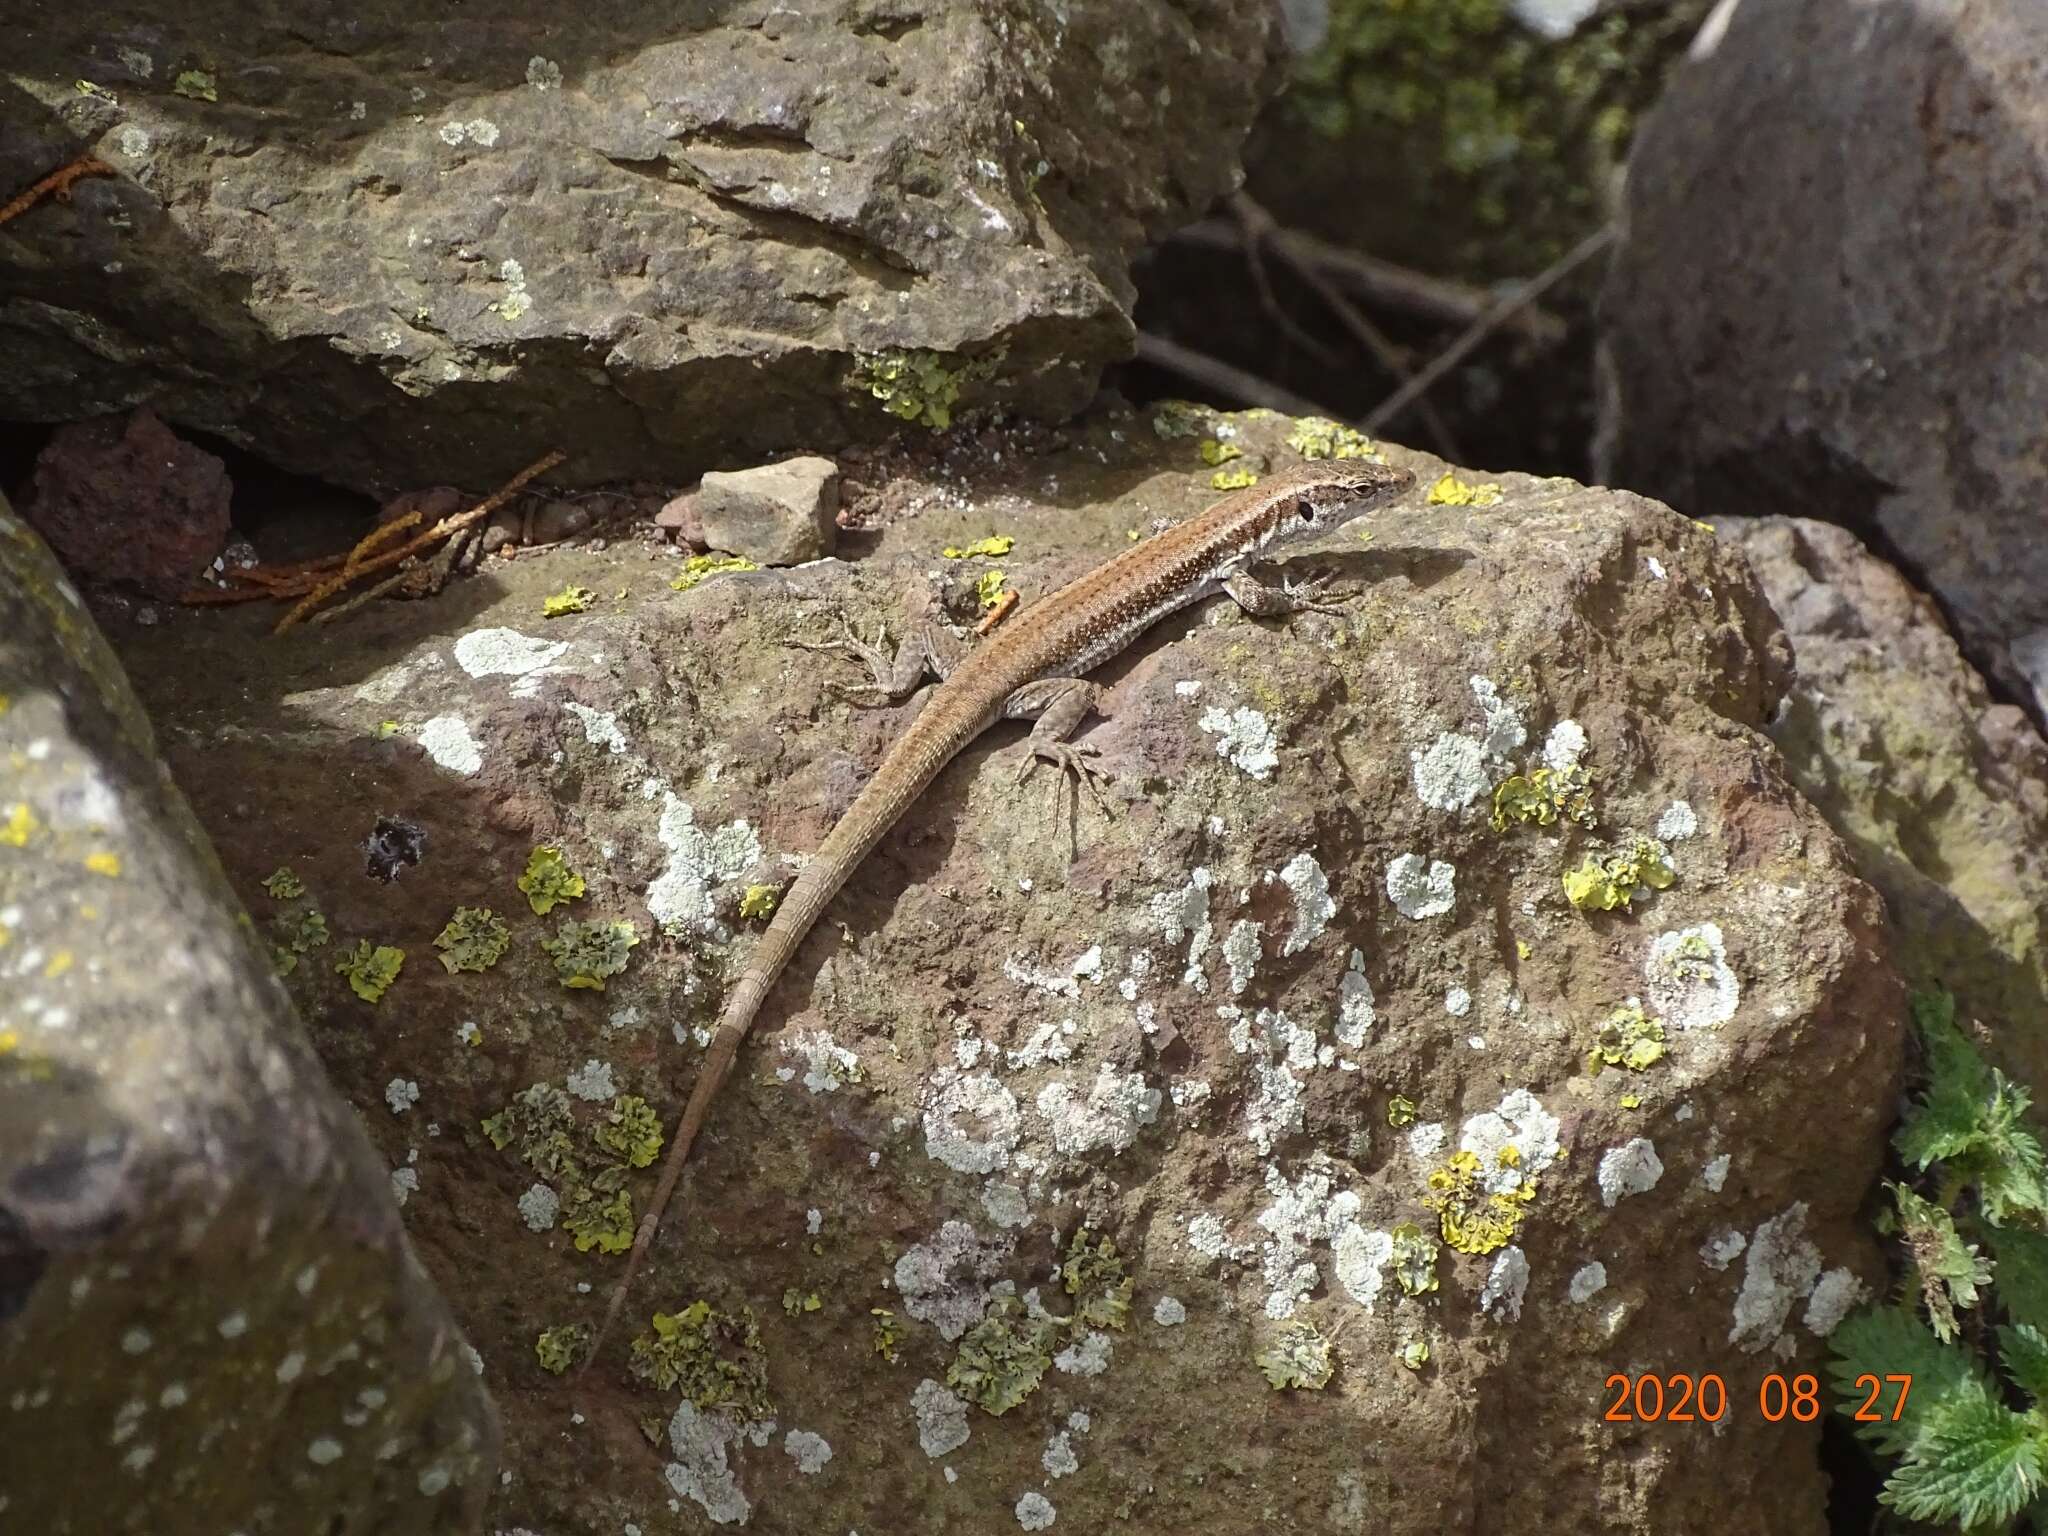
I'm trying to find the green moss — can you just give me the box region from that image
[1589,1000,1667,1073]
[481,1082,577,1177]
[335,940,403,1002]
[269,907,329,975]
[1490,765,1593,831]
[593,1094,664,1168]
[1563,836,1676,911]
[261,866,305,900]
[1061,1228,1133,1331]
[738,884,779,922]
[517,845,586,915]
[541,918,640,989]
[435,905,510,973]
[669,554,758,593]
[536,1323,590,1374]
[172,67,217,102]
[1284,417,1380,461]
[562,1183,635,1254]
[947,1296,1058,1416]
[630,1302,773,1420]
[781,1288,822,1316]
[1255,1318,1334,1390]
[1151,400,1221,440]
[1390,1220,1441,1296]
[1387,1094,1417,1128]
[871,1308,901,1364]
[847,346,1004,431]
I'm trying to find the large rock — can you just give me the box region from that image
[1718,515,2048,1087]
[96,411,1899,1534]
[0,492,496,1532]
[0,2,1285,493]
[1602,0,2048,722]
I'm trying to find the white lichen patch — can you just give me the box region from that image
[647,794,762,931]
[1226,1007,1314,1155]
[895,1222,1010,1341]
[981,1181,1030,1229]
[563,701,628,755]
[385,1078,420,1115]
[1004,1022,1074,1070]
[1597,1138,1664,1206]
[518,1183,559,1232]
[1701,1228,1747,1270]
[1222,918,1263,995]
[1471,677,1528,758]
[1729,1203,1821,1353]
[1645,922,1739,1030]
[923,1074,1021,1174]
[1186,1212,1251,1264]
[452,627,569,681]
[1386,854,1455,919]
[1569,1263,1607,1303]
[566,1059,616,1101]
[1331,1223,1395,1311]
[1803,1268,1867,1336]
[1411,733,1488,811]
[1016,1491,1057,1531]
[1701,1153,1732,1193]
[1542,718,1588,773]
[1276,852,1333,955]
[1459,1090,1561,1192]
[1043,1429,1080,1478]
[912,1379,970,1458]
[783,1429,831,1475]
[1255,1158,1363,1317]
[1198,705,1280,779]
[1407,1121,1448,1165]
[1445,986,1472,1017]
[1148,867,1215,989]
[1655,800,1699,842]
[1002,946,1101,999]
[1053,1332,1112,1376]
[1479,1245,1530,1321]
[666,1401,749,1525]
[526,55,563,89]
[1035,1065,1161,1156]
[417,715,482,775]
[1153,1296,1187,1326]
[390,1166,420,1206]
[784,1030,860,1093]
[1335,949,1376,1048]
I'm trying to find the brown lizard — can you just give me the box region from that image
[588,457,1414,1365]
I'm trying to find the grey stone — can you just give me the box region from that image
[696,455,840,564]
[1603,0,2048,722]
[0,3,1286,493]
[0,491,497,1534]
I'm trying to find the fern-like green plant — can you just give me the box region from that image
[1830,990,2048,1530]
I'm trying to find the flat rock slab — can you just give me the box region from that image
[0,494,496,1534]
[94,412,1900,1535]
[0,2,1284,492]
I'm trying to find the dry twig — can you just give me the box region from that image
[1133,332,1339,422]
[0,154,114,227]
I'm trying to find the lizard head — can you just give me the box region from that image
[1251,459,1416,553]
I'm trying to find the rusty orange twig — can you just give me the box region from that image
[272,450,565,634]
[0,155,115,228]
[974,587,1019,635]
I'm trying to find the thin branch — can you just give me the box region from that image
[0,154,114,227]
[1363,226,1616,436]
[1132,332,1340,422]
[1226,198,1345,370]
[1170,219,1567,347]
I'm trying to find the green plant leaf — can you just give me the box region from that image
[1830,1305,1993,1458]
[1892,1182,1994,1342]
[1999,1324,2048,1401]
[1881,1393,2044,1528]
[1990,1228,2048,1332]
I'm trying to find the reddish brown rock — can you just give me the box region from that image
[24,408,232,600]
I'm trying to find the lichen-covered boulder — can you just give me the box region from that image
[1717,515,2048,1088]
[0,493,496,1533]
[1602,0,2048,720]
[0,1,1285,493]
[91,412,1903,1534]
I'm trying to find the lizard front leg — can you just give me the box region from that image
[1221,567,1347,617]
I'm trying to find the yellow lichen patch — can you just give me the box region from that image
[42,950,72,979]
[1211,467,1259,491]
[738,884,779,922]
[1562,837,1675,912]
[1588,1000,1667,1074]
[0,1030,18,1055]
[2,802,38,846]
[84,851,121,877]
[1285,417,1380,461]
[1422,1149,1537,1255]
[1491,765,1593,831]
[943,535,1014,559]
[1426,472,1503,507]
[973,569,1008,609]
[670,555,759,593]
[1199,438,1242,466]
[542,584,595,617]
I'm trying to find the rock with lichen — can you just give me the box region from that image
[0,492,497,1534]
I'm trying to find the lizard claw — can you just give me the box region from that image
[1019,740,1116,823]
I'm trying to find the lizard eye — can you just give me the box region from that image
[1295,500,1317,523]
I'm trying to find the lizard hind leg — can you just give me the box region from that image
[1007,677,1116,841]
[791,615,962,705]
